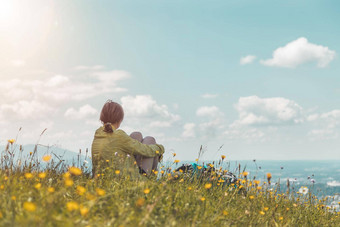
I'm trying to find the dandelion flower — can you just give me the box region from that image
[23,202,36,212]
[249,196,255,200]
[69,167,82,176]
[42,155,52,162]
[155,150,159,154]
[8,139,15,144]
[86,193,96,201]
[266,173,272,184]
[66,201,79,211]
[195,158,198,162]
[221,155,226,160]
[242,172,249,177]
[115,170,120,175]
[259,211,265,215]
[188,187,192,191]
[136,198,145,207]
[34,183,41,190]
[38,172,47,179]
[197,166,202,170]
[96,188,106,196]
[48,187,55,193]
[77,186,86,195]
[174,160,180,163]
[11,196,16,201]
[264,207,269,211]
[25,173,33,179]
[179,179,184,183]
[205,183,212,189]
[200,197,206,201]
[80,205,89,216]
[173,153,176,157]
[279,217,283,221]
[64,179,74,187]
[223,210,228,215]
[63,172,71,178]
[144,188,150,194]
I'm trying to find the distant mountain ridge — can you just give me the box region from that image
[0,144,91,167]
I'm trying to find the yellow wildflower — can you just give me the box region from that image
[86,193,96,201]
[8,139,15,144]
[0,185,4,190]
[195,158,198,162]
[144,188,150,194]
[38,172,47,179]
[155,150,159,154]
[179,179,184,182]
[136,198,145,207]
[80,205,89,216]
[64,179,74,187]
[63,172,71,178]
[264,207,269,211]
[200,197,206,201]
[173,153,176,157]
[223,210,228,215]
[259,211,265,215]
[174,160,180,163]
[69,167,82,176]
[42,155,52,162]
[23,202,36,212]
[242,172,249,177]
[249,195,255,200]
[47,187,55,193]
[34,183,41,190]
[96,188,106,196]
[25,173,33,179]
[77,186,86,195]
[197,166,202,170]
[106,159,109,163]
[66,201,79,211]
[205,183,212,189]
[279,217,283,221]
[115,170,120,175]
[221,155,226,160]
[188,187,192,191]
[11,196,16,201]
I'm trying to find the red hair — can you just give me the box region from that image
[100,100,124,133]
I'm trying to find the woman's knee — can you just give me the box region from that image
[130,131,143,142]
[142,136,156,145]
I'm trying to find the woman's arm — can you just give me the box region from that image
[115,129,164,158]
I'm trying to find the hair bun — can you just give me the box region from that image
[104,122,113,133]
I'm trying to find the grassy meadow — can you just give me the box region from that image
[0,140,340,227]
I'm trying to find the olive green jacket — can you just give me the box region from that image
[91,126,164,178]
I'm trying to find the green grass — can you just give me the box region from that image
[0,143,339,226]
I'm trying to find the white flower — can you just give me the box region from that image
[298,186,309,195]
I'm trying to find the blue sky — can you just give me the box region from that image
[0,0,340,160]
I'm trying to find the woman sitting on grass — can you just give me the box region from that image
[91,100,165,178]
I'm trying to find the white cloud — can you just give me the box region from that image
[0,70,129,120]
[64,104,98,120]
[308,110,340,140]
[182,123,196,138]
[196,106,223,118]
[121,95,180,121]
[234,96,303,125]
[260,37,336,68]
[240,55,256,65]
[224,123,266,141]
